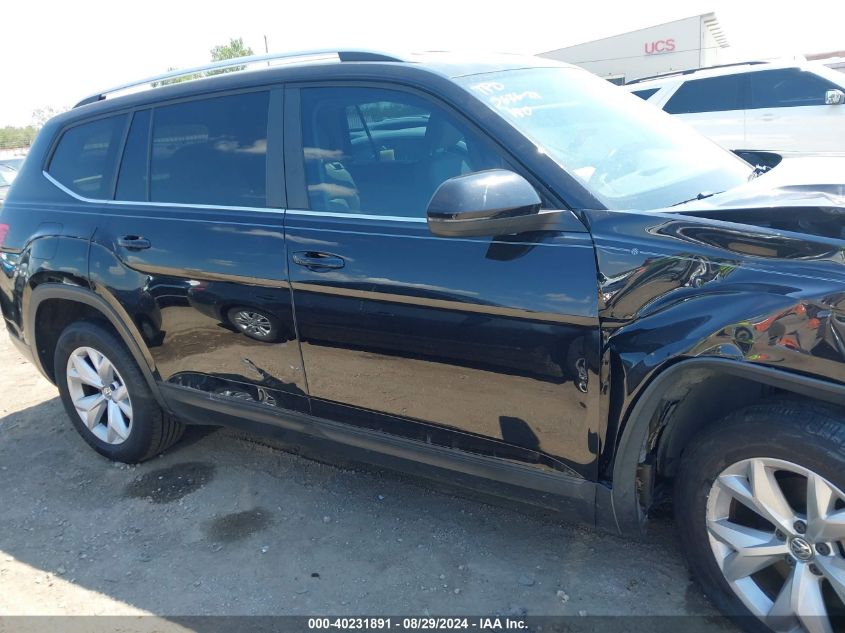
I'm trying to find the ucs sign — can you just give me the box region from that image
[644,39,676,55]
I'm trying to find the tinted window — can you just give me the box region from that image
[116,109,150,201]
[150,91,269,207]
[49,115,126,198]
[663,75,744,114]
[749,68,838,109]
[632,88,659,100]
[300,86,508,217]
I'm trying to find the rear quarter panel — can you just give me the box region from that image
[0,121,102,342]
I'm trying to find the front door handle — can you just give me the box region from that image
[117,235,152,250]
[292,251,345,270]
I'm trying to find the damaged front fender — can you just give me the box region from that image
[584,206,845,534]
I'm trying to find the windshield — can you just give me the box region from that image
[457,67,753,210]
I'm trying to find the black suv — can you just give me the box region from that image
[1,50,844,631]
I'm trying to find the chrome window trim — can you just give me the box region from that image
[43,171,281,214]
[44,172,425,221]
[285,209,426,223]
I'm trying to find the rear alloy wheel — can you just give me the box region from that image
[676,401,845,633]
[707,458,845,632]
[66,346,133,445]
[55,321,183,462]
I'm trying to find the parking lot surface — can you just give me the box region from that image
[0,321,736,630]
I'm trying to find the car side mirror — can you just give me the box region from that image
[825,89,845,105]
[427,170,557,238]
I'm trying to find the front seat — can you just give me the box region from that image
[424,115,472,200]
[304,105,361,213]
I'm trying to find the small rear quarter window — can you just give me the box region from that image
[631,88,659,100]
[48,115,127,198]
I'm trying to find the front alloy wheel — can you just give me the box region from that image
[676,401,845,633]
[66,346,133,444]
[707,458,845,633]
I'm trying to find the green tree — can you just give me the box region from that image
[32,106,67,128]
[207,37,255,75]
[0,106,67,149]
[153,37,255,86]
[0,126,38,150]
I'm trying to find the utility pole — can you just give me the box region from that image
[264,35,270,66]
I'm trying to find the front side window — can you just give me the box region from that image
[150,91,269,207]
[48,115,127,198]
[749,68,840,109]
[458,67,751,210]
[663,75,744,114]
[300,86,509,217]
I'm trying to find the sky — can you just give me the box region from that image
[1,0,842,127]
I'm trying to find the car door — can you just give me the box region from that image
[283,83,601,478]
[745,67,845,152]
[89,87,309,413]
[662,74,746,150]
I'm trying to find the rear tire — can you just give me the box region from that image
[676,400,845,633]
[54,321,183,463]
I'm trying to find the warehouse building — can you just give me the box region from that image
[538,13,730,84]
[806,50,845,73]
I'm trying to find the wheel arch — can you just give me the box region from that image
[609,357,845,537]
[26,283,169,410]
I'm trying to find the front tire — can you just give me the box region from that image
[54,321,183,463]
[676,400,845,633]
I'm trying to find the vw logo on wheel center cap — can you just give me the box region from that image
[102,386,113,399]
[789,537,814,561]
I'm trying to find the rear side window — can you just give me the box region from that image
[150,91,269,207]
[749,68,839,109]
[48,115,127,198]
[631,88,659,100]
[663,75,744,114]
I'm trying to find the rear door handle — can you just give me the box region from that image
[117,235,152,250]
[292,251,345,270]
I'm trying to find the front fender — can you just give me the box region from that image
[608,357,845,536]
[584,208,845,535]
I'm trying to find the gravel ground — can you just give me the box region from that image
[0,320,737,631]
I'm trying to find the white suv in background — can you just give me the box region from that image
[625,61,845,154]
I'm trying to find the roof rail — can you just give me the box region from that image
[74,49,404,107]
[625,60,769,85]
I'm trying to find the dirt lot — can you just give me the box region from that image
[0,320,736,631]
